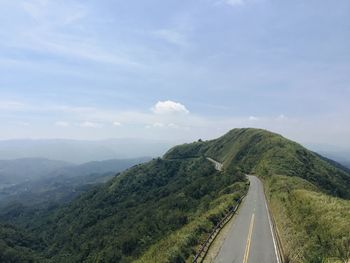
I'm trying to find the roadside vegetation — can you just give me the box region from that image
[265,175,350,263]
[136,181,247,263]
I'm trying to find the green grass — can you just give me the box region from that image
[265,175,350,263]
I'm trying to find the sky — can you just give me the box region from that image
[0,0,349,148]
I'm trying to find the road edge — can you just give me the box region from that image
[262,179,286,263]
[193,191,248,263]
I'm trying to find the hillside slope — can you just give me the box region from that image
[0,223,45,262]
[165,128,350,262]
[165,128,350,198]
[1,128,349,263]
[23,157,247,262]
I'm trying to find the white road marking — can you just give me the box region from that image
[265,200,281,263]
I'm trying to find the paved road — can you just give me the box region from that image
[214,175,280,263]
[207,157,224,171]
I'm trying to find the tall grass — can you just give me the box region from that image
[265,175,350,263]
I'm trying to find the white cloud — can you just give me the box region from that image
[152,100,189,115]
[145,122,182,129]
[145,122,164,129]
[112,121,122,126]
[249,116,259,121]
[55,121,70,127]
[79,121,101,128]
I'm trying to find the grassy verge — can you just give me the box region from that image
[135,182,248,263]
[265,175,350,263]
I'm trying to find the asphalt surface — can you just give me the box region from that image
[207,157,224,171]
[214,175,280,263]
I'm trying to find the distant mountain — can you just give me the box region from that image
[314,152,350,173]
[0,157,151,207]
[307,144,350,169]
[0,158,72,188]
[49,157,151,178]
[343,162,350,169]
[0,138,175,163]
[320,152,350,169]
[1,129,349,262]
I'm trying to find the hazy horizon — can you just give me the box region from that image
[1,0,349,149]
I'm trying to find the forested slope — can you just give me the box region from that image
[14,157,246,262]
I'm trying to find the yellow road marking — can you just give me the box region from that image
[243,213,255,263]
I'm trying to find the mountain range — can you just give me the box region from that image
[0,157,151,207]
[0,158,72,188]
[0,138,175,163]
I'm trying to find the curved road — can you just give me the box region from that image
[207,157,224,171]
[214,175,280,263]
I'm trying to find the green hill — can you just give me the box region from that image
[14,157,247,262]
[166,128,350,198]
[1,128,349,263]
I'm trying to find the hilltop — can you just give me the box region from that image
[166,128,350,198]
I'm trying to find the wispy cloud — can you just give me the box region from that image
[13,121,30,127]
[153,29,189,47]
[0,100,26,110]
[224,0,245,6]
[54,121,70,127]
[0,1,144,69]
[79,121,102,128]
[20,0,88,25]
[112,121,122,127]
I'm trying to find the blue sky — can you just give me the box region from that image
[0,0,349,147]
